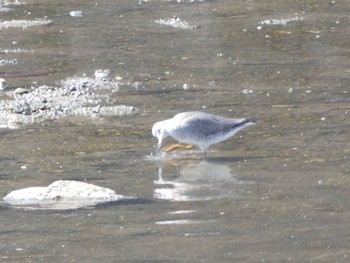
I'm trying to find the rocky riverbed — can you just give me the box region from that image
[0,70,139,128]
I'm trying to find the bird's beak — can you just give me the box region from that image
[157,135,163,148]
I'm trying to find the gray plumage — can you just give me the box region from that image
[152,111,256,155]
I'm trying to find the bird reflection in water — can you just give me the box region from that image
[153,158,241,201]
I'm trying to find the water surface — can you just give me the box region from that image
[1,0,350,262]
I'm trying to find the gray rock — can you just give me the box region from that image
[13,101,31,115]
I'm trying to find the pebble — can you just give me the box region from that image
[155,16,196,29]
[14,87,29,95]
[0,78,8,90]
[241,89,253,95]
[13,102,31,115]
[94,69,110,79]
[69,10,82,17]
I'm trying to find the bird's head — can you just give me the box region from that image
[152,121,169,147]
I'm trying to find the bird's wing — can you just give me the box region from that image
[179,113,244,138]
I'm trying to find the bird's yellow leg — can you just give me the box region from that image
[163,144,193,152]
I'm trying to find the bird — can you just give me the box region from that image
[152,111,256,156]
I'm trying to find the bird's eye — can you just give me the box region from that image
[157,129,161,135]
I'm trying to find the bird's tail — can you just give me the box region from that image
[232,118,256,129]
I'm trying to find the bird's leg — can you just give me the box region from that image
[155,146,162,155]
[154,141,163,155]
[163,144,193,153]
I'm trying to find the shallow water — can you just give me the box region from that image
[1,0,350,262]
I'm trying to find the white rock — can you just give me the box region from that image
[94,69,110,80]
[69,10,82,17]
[14,87,29,94]
[155,16,196,29]
[241,89,253,95]
[0,78,8,90]
[3,180,134,210]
